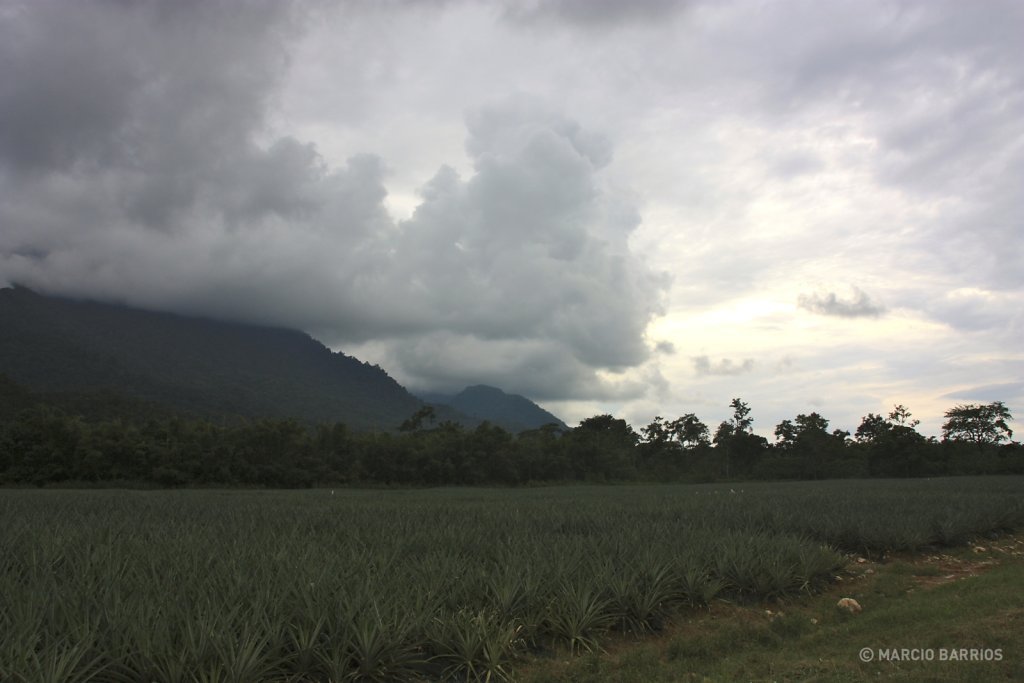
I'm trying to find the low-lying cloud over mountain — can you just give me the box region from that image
[0,1,667,403]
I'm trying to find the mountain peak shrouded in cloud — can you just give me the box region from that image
[0,2,668,408]
[797,287,886,319]
[419,384,569,433]
[0,286,426,430]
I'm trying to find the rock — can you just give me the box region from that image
[837,597,862,614]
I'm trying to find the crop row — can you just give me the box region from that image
[1,477,1022,682]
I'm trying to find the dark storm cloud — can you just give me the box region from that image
[0,2,668,401]
[797,287,885,319]
[0,2,138,171]
[374,98,670,386]
[0,0,294,178]
[384,332,654,402]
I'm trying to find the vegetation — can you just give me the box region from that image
[3,288,1020,489]
[2,478,1022,682]
[417,385,568,433]
[2,372,1020,487]
[0,286,424,430]
[942,401,1014,451]
[0,287,562,434]
[519,533,1024,682]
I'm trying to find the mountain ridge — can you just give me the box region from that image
[0,287,565,432]
[419,384,568,433]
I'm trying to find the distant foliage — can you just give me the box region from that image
[943,401,1014,449]
[0,287,423,430]
[1,377,1021,487]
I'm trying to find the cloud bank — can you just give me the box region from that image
[1,0,1021,435]
[0,0,667,402]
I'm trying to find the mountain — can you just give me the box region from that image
[420,384,568,433]
[0,286,428,430]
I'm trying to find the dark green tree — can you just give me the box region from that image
[714,399,766,478]
[942,402,1013,452]
[854,413,889,445]
[854,405,929,477]
[639,413,710,478]
[770,412,851,479]
[515,424,570,482]
[640,416,673,447]
[566,415,639,481]
[398,406,437,432]
[670,413,711,449]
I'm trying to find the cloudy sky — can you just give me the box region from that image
[1,0,1021,438]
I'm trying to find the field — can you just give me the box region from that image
[2,477,1023,682]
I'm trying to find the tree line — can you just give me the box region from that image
[0,378,1019,487]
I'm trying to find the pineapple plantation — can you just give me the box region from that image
[2,477,1022,682]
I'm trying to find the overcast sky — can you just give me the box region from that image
[1,0,1021,438]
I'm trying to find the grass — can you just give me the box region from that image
[519,535,1024,682]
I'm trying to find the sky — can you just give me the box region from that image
[1,0,1022,439]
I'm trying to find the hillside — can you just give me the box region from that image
[0,286,424,430]
[419,384,568,432]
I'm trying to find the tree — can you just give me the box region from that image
[855,405,929,477]
[854,413,889,445]
[942,402,1013,451]
[398,406,436,432]
[795,412,829,435]
[770,412,854,479]
[640,414,709,451]
[670,413,711,449]
[515,424,570,482]
[566,415,639,481]
[728,398,753,432]
[774,419,798,447]
[640,416,672,447]
[639,413,710,479]
[715,398,753,443]
[888,404,920,429]
[714,399,765,478]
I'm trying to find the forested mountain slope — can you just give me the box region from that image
[420,384,568,433]
[0,287,421,430]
